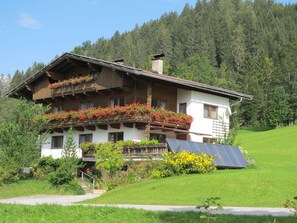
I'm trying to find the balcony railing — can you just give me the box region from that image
[43,104,192,130]
[51,80,97,97]
[82,143,168,161]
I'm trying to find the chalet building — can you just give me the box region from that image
[8,53,252,159]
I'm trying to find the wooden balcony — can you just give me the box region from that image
[51,80,98,97]
[82,143,168,162]
[42,104,192,132]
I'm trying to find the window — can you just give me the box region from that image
[81,102,94,110]
[151,99,158,107]
[203,104,218,119]
[179,103,187,114]
[53,105,64,113]
[110,98,125,107]
[108,132,124,143]
[159,100,167,110]
[79,134,93,145]
[150,133,166,143]
[203,137,217,144]
[151,99,167,110]
[51,136,63,149]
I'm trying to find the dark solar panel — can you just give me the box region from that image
[166,138,247,169]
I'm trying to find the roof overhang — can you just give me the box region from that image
[6,53,252,101]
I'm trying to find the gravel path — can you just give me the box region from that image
[0,190,105,205]
[90,204,291,217]
[0,193,292,217]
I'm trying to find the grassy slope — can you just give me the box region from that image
[0,179,76,199]
[83,125,297,207]
[0,204,295,223]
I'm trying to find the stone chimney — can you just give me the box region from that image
[152,54,165,74]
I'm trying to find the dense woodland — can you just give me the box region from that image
[1,0,297,128]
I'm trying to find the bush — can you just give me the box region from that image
[32,157,61,180]
[62,180,85,195]
[32,167,45,180]
[162,151,216,175]
[0,165,20,184]
[48,164,73,186]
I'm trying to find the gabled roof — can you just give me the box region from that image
[7,53,252,100]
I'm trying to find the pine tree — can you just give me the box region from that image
[62,127,77,159]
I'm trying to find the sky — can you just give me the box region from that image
[0,0,295,76]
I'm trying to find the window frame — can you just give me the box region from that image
[110,97,125,107]
[150,133,166,143]
[51,136,64,149]
[108,132,124,143]
[179,103,187,114]
[79,134,93,145]
[203,104,218,119]
[151,99,168,110]
[53,105,65,113]
[80,102,94,110]
[203,137,217,144]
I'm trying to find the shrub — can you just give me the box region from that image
[62,180,85,195]
[149,169,162,179]
[95,141,124,177]
[162,151,216,175]
[32,167,45,180]
[34,156,61,176]
[0,164,20,184]
[48,164,73,186]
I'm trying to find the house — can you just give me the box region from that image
[7,53,252,159]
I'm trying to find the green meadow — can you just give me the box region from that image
[82,125,297,207]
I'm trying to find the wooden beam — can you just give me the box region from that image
[46,71,64,80]
[133,80,137,103]
[53,128,63,133]
[88,63,102,72]
[86,125,96,131]
[136,123,147,130]
[97,124,108,130]
[74,126,84,132]
[67,58,88,69]
[145,82,152,139]
[63,127,70,132]
[123,123,134,128]
[26,85,33,92]
[146,82,152,108]
[110,123,120,129]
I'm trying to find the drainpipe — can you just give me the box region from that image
[229,97,243,115]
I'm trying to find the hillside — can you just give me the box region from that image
[83,125,297,207]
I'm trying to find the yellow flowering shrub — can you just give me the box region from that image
[162,151,216,174]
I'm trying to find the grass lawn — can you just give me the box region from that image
[81,125,297,207]
[0,179,76,199]
[0,204,295,223]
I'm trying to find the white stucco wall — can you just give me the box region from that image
[177,89,230,142]
[41,125,146,159]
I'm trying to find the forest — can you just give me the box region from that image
[1,0,297,128]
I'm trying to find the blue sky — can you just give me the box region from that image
[0,0,295,76]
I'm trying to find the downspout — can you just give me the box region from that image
[229,97,243,115]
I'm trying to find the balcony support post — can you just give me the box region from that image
[146,82,152,139]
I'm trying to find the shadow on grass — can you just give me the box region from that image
[152,211,295,223]
[247,126,274,132]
